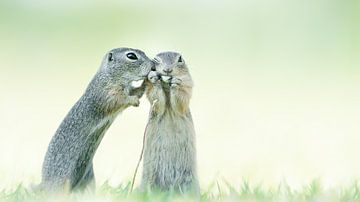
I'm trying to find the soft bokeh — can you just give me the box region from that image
[0,0,359,190]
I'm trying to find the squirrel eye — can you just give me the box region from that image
[126,52,138,60]
[108,52,114,62]
[178,56,183,63]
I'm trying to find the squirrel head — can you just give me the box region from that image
[153,52,189,78]
[101,48,154,85]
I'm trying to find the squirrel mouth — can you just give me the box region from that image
[131,79,145,88]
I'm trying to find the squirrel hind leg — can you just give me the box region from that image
[72,165,96,192]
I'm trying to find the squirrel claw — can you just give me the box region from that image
[170,83,179,88]
[170,77,182,88]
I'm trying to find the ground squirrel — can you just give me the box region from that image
[140,52,199,194]
[41,48,154,192]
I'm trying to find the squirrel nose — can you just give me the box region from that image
[163,68,173,74]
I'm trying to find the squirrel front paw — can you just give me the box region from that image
[128,96,140,107]
[148,71,160,84]
[129,84,146,98]
[170,77,182,88]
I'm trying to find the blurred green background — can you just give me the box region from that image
[0,0,359,190]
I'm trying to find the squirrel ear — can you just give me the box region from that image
[108,52,114,62]
[178,56,183,63]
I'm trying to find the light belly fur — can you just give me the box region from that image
[142,110,198,191]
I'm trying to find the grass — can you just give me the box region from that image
[1,180,360,202]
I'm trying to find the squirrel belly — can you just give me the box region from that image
[141,109,199,193]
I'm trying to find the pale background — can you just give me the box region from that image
[0,0,359,190]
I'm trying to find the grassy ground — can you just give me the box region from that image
[1,180,360,202]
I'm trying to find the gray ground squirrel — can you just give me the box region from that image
[140,52,199,194]
[41,48,154,192]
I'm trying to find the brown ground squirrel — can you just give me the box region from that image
[140,52,199,194]
[41,48,154,192]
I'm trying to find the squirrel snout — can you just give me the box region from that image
[163,68,173,74]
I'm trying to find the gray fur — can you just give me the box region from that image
[141,52,199,194]
[41,47,154,192]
